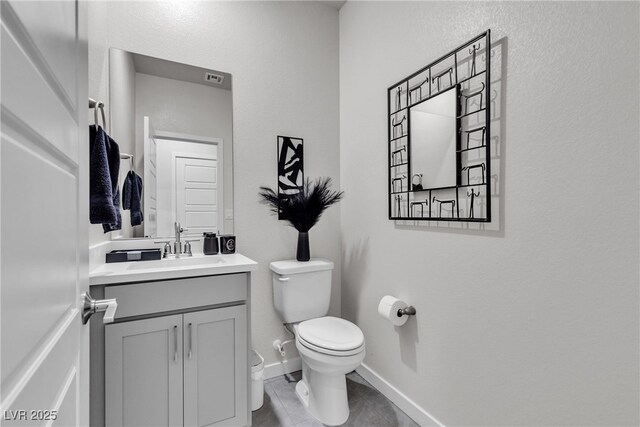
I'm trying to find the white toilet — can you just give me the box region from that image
[270,259,365,426]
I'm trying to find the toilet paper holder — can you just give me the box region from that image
[397,306,416,317]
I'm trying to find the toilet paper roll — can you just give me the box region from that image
[378,295,409,326]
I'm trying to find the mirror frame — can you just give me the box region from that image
[387,30,491,222]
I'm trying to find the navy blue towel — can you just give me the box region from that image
[123,171,143,226]
[89,125,119,224]
[102,131,121,232]
[103,187,122,232]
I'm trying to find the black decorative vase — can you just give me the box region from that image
[297,231,310,262]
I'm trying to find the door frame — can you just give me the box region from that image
[143,116,158,238]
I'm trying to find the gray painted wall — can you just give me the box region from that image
[88,1,340,367]
[339,2,639,426]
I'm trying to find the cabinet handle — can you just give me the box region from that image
[173,325,178,362]
[188,322,193,359]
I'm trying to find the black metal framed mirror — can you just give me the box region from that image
[388,30,491,222]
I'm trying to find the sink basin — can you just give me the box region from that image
[126,255,225,270]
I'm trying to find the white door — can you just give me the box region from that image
[143,117,158,237]
[154,135,222,237]
[175,156,219,237]
[1,1,89,426]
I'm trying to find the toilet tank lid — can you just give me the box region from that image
[269,259,334,274]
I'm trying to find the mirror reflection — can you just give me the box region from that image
[409,86,458,189]
[109,49,233,239]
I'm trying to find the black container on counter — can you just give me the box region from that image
[203,232,219,255]
[106,248,162,263]
[220,235,236,254]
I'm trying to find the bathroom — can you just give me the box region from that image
[1,1,639,426]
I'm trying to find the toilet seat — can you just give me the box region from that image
[296,316,364,356]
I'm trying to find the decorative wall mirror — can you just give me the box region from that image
[388,30,491,222]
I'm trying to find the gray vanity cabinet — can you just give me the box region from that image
[95,273,251,427]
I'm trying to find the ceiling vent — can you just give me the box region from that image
[205,72,224,84]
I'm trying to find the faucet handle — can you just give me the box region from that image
[183,239,199,257]
[154,240,173,258]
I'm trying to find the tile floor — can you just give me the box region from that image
[252,371,420,427]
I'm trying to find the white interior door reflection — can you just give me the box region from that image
[155,134,223,237]
[175,155,218,236]
[409,87,458,189]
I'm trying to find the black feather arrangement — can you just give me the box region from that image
[258,177,344,232]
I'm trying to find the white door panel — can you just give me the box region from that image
[176,156,219,236]
[0,25,78,163]
[7,0,78,109]
[1,1,88,425]
[1,133,77,385]
[51,370,77,427]
[184,164,216,183]
[3,316,77,426]
[185,211,217,228]
[185,188,217,205]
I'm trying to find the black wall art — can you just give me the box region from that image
[388,30,492,222]
[277,135,304,219]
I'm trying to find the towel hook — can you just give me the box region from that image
[92,102,99,129]
[89,98,107,131]
[98,102,107,132]
[120,153,134,172]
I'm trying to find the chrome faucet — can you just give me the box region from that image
[174,222,184,256]
[155,222,194,258]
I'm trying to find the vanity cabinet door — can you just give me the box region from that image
[105,315,184,427]
[183,306,248,427]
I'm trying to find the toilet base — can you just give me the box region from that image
[295,362,350,426]
[294,380,309,408]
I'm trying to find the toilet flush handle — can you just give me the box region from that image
[278,276,290,282]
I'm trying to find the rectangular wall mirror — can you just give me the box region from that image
[409,86,458,189]
[109,49,234,239]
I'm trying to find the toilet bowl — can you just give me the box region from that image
[270,260,366,426]
[293,317,365,426]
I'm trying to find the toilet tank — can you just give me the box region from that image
[270,259,334,323]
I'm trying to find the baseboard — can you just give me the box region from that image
[263,357,302,380]
[356,363,445,427]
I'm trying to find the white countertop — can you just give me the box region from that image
[90,253,258,285]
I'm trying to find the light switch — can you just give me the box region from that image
[224,209,233,220]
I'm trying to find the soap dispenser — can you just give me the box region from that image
[203,232,219,255]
